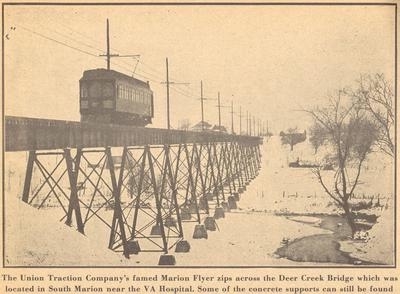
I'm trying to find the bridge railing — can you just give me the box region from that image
[5,116,262,151]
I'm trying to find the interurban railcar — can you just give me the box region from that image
[79,69,154,126]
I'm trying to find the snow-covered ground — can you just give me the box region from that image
[340,206,394,265]
[3,136,395,266]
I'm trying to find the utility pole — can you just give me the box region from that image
[257,118,259,136]
[230,101,234,135]
[253,116,256,136]
[215,93,229,132]
[197,83,217,131]
[106,19,110,70]
[249,113,252,136]
[161,59,189,130]
[262,121,265,136]
[201,81,204,131]
[246,111,249,135]
[218,92,221,129]
[100,19,140,72]
[239,106,243,135]
[166,58,170,129]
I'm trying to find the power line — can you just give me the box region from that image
[55,21,174,82]
[51,20,154,79]
[138,59,188,84]
[36,23,104,54]
[31,20,193,87]
[112,61,161,83]
[169,85,197,100]
[169,84,197,98]
[55,23,166,81]
[18,24,98,57]
[36,19,219,96]
[138,60,167,80]
[16,20,240,127]
[136,65,167,81]
[17,24,164,84]
[57,20,121,54]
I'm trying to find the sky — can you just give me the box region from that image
[4,4,395,134]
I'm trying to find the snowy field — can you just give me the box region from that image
[3,136,395,266]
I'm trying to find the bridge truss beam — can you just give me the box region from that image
[19,140,262,260]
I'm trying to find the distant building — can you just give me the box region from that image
[191,121,213,131]
[211,125,228,133]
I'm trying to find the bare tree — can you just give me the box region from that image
[353,74,394,157]
[306,90,379,237]
[280,127,307,151]
[178,119,191,131]
[309,123,326,154]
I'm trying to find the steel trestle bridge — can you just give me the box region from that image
[5,115,262,264]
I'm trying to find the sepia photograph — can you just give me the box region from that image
[2,2,396,269]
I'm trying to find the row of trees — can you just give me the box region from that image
[307,74,394,236]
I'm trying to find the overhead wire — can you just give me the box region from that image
[16,22,245,118]
[169,86,198,100]
[170,85,198,99]
[45,20,194,89]
[57,21,120,53]
[35,22,105,54]
[51,21,157,79]
[17,24,98,58]
[16,23,163,84]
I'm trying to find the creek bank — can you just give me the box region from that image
[275,214,377,265]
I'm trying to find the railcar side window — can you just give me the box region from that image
[80,84,88,98]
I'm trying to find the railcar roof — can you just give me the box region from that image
[81,68,150,88]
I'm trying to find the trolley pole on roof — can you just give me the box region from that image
[166,58,170,130]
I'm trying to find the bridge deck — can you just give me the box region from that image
[4,116,262,151]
